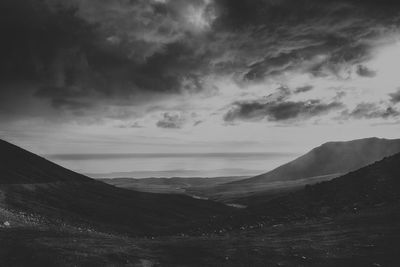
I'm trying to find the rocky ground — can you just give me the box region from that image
[1,204,399,266]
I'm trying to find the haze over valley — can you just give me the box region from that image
[46,152,297,178]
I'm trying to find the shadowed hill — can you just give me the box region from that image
[0,139,233,235]
[236,137,400,184]
[0,140,93,184]
[249,152,400,216]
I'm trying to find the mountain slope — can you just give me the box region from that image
[202,137,400,202]
[0,139,232,235]
[249,151,400,216]
[238,137,400,184]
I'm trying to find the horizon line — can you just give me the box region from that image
[45,152,299,161]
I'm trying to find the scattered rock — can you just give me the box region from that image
[138,259,154,267]
[3,221,10,227]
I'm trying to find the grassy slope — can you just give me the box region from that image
[248,152,400,218]
[0,139,233,236]
[99,176,248,195]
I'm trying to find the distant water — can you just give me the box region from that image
[46,152,299,178]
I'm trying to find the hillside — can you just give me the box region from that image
[204,137,400,202]
[249,152,400,217]
[237,137,400,184]
[0,139,232,235]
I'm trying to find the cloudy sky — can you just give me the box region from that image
[1,0,400,162]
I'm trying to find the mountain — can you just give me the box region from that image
[204,137,400,202]
[248,151,400,216]
[238,137,400,184]
[0,139,232,235]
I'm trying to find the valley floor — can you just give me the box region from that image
[1,205,399,267]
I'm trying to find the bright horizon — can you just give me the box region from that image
[42,151,299,178]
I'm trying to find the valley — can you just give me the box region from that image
[1,138,400,266]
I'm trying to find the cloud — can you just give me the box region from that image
[294,85,314,94]
[341,103,400,119]
[224,98,343,123]
[389,89,400,104]
[240,28,374,82]
[156,112,185,128]
[193,120,203,126]
[1,0,400,127]
[264,86,291,101]
[0,1,94,81]
[356,65,376,77]
[211,0,400,85]
[0,0,214,115]
[214,0,400,31]
[117,122,143,129]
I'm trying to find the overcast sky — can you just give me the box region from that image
[1,0,400,157]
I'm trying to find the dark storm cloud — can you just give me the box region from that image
[1,0,400,123]
[51,98,93,111]
[294,85,314,94]
[212,0,400,82]
[224,99,343,122]
[240,23,373,81]
[0,0,95,81]
[214,0,400,31]
[0,0,211,115]
[342,103,400,119]
[389,89,400,104]
[356,65,377,78]
[156,113,185,129]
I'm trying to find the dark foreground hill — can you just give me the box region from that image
[0,139,232,236]
[205,137,400,202]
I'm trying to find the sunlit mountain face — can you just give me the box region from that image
[1,0,400,175]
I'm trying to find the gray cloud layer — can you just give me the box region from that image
[342,103,400,119]
[156,112,185,129]
[390,89,400,104]
[1,0,400,125]
[224,99,343,122]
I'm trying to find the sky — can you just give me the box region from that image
[1,0,400,175]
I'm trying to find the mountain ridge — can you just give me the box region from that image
[248,151,400,216]
[231,137,400,185]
